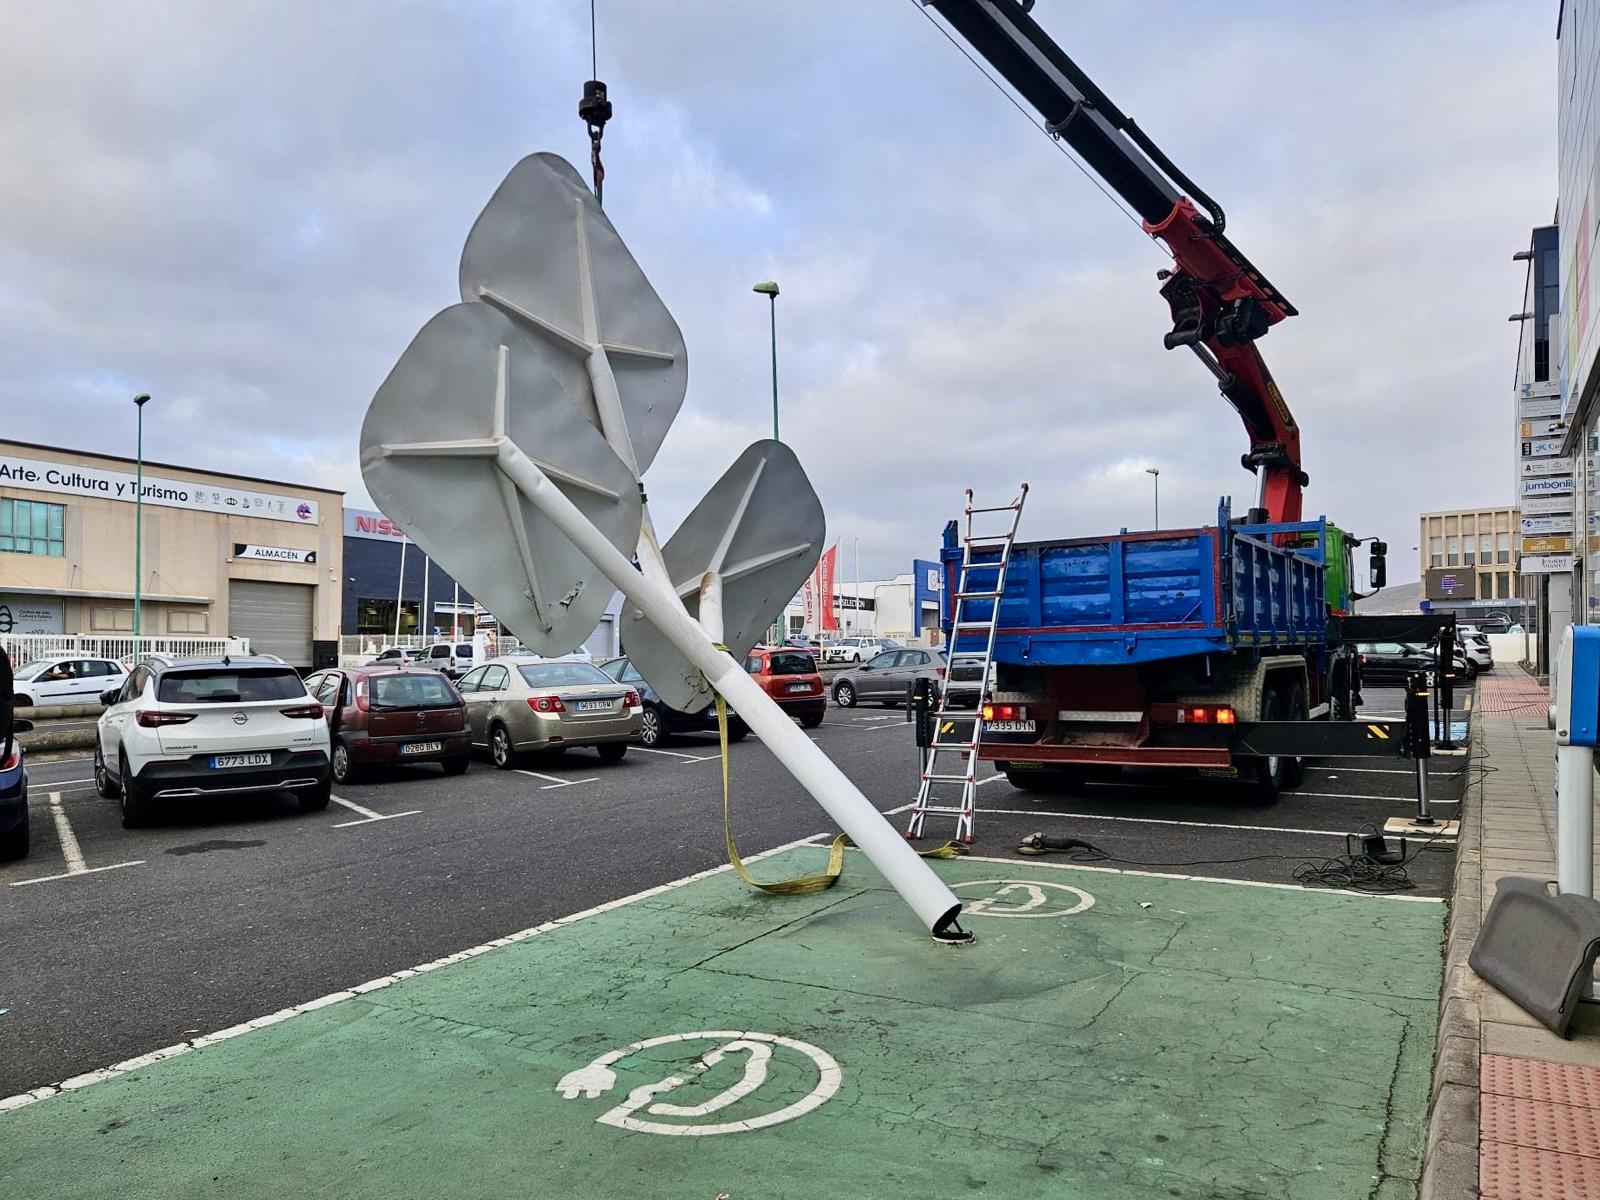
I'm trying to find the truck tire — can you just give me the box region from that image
[1248,690,1288,803]
[1283,682,1307,789]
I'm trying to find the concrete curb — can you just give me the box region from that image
[17,728,97,752]
[1419,699,1482,1200]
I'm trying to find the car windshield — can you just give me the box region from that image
[11,660,48,681]
[370,672,458,709]
[766,652,815,676]
[158,668,306,704]
[517,662,613,688]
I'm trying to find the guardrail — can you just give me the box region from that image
[0,634,249,667]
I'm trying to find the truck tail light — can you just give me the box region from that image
[1176,705,1236,725]
[623,690,641,709]
[136,710,197,728]
[528,696,567,714]
[982,703,1020,721]
[281,703,324,720]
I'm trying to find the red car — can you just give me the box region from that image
[743,647,826,728]
[303,665,472,784]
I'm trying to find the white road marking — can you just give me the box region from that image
[515,769,600,789]
[1304,766,1465,777]
[975,806,1360,839]
[0,831,830,1115]
[328,795,421,828]
[631,747,719,763]
[8,792,145,887]
[29,777,94,787]
[1291,790,1458,804]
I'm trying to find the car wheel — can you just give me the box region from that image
[834,681,857,708]
[0,805,28,862]
[597,742,627,764]
[119,750,153,829]
[330,740,356,786]
[13,694,31,708]
[639,704,669,748]
[800,712,824,729]
[94,741,120,799]
[442,756,470,776]
[299,775,332,812]
[490,723,517,770]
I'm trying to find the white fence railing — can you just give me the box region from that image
[0,634,248,668]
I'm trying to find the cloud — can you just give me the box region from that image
[0,0,1554,592]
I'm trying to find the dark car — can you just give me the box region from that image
[1,646,32,860]
[1356,642,1439,687]
[599,656,748,748]
[831,647,946,708]
[745,647,826,727]
[304,665,472,784]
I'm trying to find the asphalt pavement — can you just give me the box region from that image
[0,684,1465,1098]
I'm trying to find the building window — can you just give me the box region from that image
[1496,573,1510,599]
[90,605,134,632]
[1480,534,1493,561]
[167,609,209,634]
[1497,532,1510,563]
[1479,573,1491,597]
[356,597,419,636]
[1463,551,1475,566]
[0,499,65,556]
[1430,554,1443,567]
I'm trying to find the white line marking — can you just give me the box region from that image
[30,777,94,787]
[515,769,599,789]
[1304,766,1465,777]
[328,794,421,827]
[976,773,1006,787]
[952,852,1445,903]
[632,747,720,763]
[884,801,917,816]
[47,793,85,873]
[10,861,145,887]
[0,831,831,1116]
[976,807,1358,838]
[1292,790,1458,804]
[869,722,908,733]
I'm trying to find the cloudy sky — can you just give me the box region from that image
[0,1,1556,585]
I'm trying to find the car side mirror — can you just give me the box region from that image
[100,688,120,706]
[13,719,32,734]
[1368,540,1387,589]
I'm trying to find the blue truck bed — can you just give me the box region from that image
[942,503,1330,668]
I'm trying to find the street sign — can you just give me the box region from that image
[1522,515,1575,535]
[1522,494,1575,514]
[360,302,643,657]
[1523,554,1576,574]
[1523,535,1575,555]
[622,441,824,711]
[459,153,686,475]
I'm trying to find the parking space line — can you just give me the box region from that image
[1305,766,1465,777]
[9,792,145,887]
[329,795,422,828]
[514,769,600,789]
[975,806,1365,839]
[1291,790,1456,804]
[631,747,719,763]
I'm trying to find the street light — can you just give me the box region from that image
[1144,466,1160,528]
[133,393,151,638]
[752,280,779,439]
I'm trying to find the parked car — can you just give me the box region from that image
[784,636,821,651]
[744,647,826,726]
[93,655,332,827]
[1355,642,1472,686]
[942,653,988,708]
[1456,625,1494,673]
[367,646,422,666]
[420,641,476,679]
[457,657,641,768]
[600,656,749,747]
[1,646,32,860]
[10,656,127,707]
[822,636,900,664]
[832,648,946,708]
[304,665,472,784]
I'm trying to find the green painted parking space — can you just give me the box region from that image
[2,848,1442,1200]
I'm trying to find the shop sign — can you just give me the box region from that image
[233,543,316,564]
[1521,554,1575,574]
[1522,475,1574,495]
[1521,438,1564,458]
[0,453,319,524]
[0,594,64,635]
[1521,515,1574,535]
[1519,394,1563,418]
[1521,456,1573,476]
[1521,535,1574,555]
[1521,494,1574,514]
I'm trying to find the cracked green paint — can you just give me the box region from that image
[0,853,1442,1199]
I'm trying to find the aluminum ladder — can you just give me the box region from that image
[905,483,1029,844]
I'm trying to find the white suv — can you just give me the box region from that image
[94,656,331,827]
[823,636,893,664]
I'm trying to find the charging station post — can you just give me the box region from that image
[1406,671,1434,826]
[1554,625,1600,901]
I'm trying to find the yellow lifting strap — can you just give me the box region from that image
[714,690,966,898]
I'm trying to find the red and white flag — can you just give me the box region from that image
[817,543,839,632]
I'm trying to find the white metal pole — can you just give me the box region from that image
[394,537,407,640]
[422,554,431,642]
[452,582,460,642]
[853,536,860,636]
[1557,743,1595,898]
[493,441,962,935]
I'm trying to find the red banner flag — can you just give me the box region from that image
[817,543,839,632]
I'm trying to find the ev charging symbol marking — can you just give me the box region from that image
[955,878,1095,918]
[556,1031,841,1136]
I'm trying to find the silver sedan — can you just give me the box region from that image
[456,658,642,768]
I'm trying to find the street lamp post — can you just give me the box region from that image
[752,280,779,439]
[1145,466,1160,529]
[133,394,151,637]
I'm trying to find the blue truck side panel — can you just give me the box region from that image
[942,503,1330,668]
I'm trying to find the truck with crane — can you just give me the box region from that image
[918,0,1400,808]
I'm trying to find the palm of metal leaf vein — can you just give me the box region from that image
[360,152,823,703]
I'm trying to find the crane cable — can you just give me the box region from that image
[578,0,612,205]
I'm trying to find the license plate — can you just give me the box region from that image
[786,683,812,694]
[576,700,611,712]
[984,720,1037,733]
[210,752,270,769]
[401,741,442,755]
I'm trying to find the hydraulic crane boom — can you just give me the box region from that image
[926,0,1309,523]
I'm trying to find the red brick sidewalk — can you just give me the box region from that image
[1481,1056,1600,1197]
[1476,672,1551,715]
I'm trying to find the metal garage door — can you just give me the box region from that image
[228,580,314,669]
